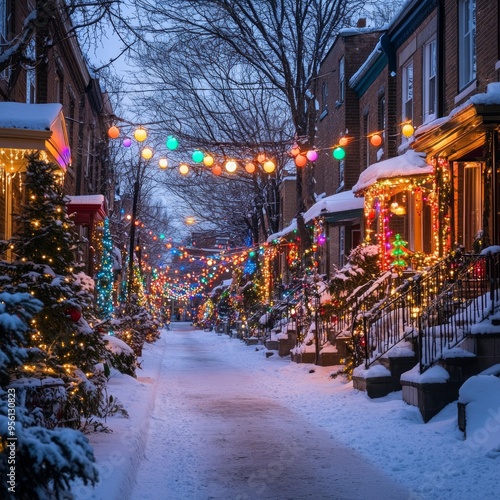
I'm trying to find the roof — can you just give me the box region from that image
[0,102,71,169]
[352,150,433,194]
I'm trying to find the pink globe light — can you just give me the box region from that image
[306,150,318,162]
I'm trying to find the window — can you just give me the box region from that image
[321,81,328,113]
[0,0,9,80]
[363,112,369,168]
[458,0,476,89]
[378,93,386,139]
[339,159,345,188]
[25,38,36,103]
[402,62,413,123]
[339,56,345,102]
[423,38,437,121]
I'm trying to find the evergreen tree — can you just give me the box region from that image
[95,217,114,320]
[7,153,109,428]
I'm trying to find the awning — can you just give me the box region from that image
[267,190,364,242]
[412,82,500,160]
[352,149,433,194]
[0,102,71,170]
[66,195,107,224]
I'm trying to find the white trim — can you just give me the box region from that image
[454,80,477,104]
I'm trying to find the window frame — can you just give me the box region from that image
[458,0,476,90]
[423,37,437,122]
[402,61,413,124]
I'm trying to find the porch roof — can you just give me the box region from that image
[0,102,71,169]
[352,150,432,195]
[66,194,107,225]
[412,82,500,160]
[267,190,364,242]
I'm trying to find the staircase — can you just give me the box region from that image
[353,250,500,421]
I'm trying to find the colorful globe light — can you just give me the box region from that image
[141,147,153,160]
[290,144,301,157]
[225,160,237,173]
[333,147,346,160]
[166,135,179,150]
[122,137,132,148]
[370,134,382,147]
[108,125,120,139]
[203,154,214,167]
[402,123,414,137]
[245,162,256,174]
[295,154,307,167]
[339,136,349,147]
[134,127,147,142]
[158,158,168,169]
[257,153,266,163]
[306,150,318,162]
[179,163,189,175]
[263,160,276,173]
[212,165,222,176]
[192,150,204,163]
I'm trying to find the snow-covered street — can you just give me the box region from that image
[131,323,408,499]
[75,323,500,500]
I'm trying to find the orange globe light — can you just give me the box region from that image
[203,154,214,167]
[290,144,301,157]
[212,165,222,176]
[370,134,383,147]
[245,162,256,174]
[108,125,120,139]
[141,147,153,160]
[339,136,349,147]
[158,158,168,169]
[225,160,237,173]
[402,123,414,137]
[134,127,147,142]
[295,154,307,167]
[257,153,266,163]
[179,163,189,175]
[263,160,275,173]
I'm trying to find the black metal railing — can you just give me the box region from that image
[418,251,500,372]
[361,251,500,371]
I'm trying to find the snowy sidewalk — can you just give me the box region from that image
[74,324,500,500]
[73,331,168,500]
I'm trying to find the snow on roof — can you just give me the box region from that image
[66,194,106,206]
[303,190,364,221]
[267,190,363,242]
[415,82,500,138]
[352,150,433,194]
[0,102,63,130]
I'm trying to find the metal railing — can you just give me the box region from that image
[361,251,500,372]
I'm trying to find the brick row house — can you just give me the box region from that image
[270,0,500,421]
[0,0,113,275]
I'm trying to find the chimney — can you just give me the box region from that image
[357,18,367,28]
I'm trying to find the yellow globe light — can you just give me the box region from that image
[108,125,120,139]
[141,147,153,160]
[402,123,414,137]
[257,153,266,163]
[134,127,148,142]
[185,216,196,225]
[158,158,168,169]
[225,160,237,173]
[263,160,275,173]
[179,163,189,175]
[203,154,214,167]
[245,162,256,174]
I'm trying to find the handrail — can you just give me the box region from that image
[361,251,500,371]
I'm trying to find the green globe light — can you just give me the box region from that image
[166,135,179,150]
[192,150,204,163]
[333,147,346,160]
